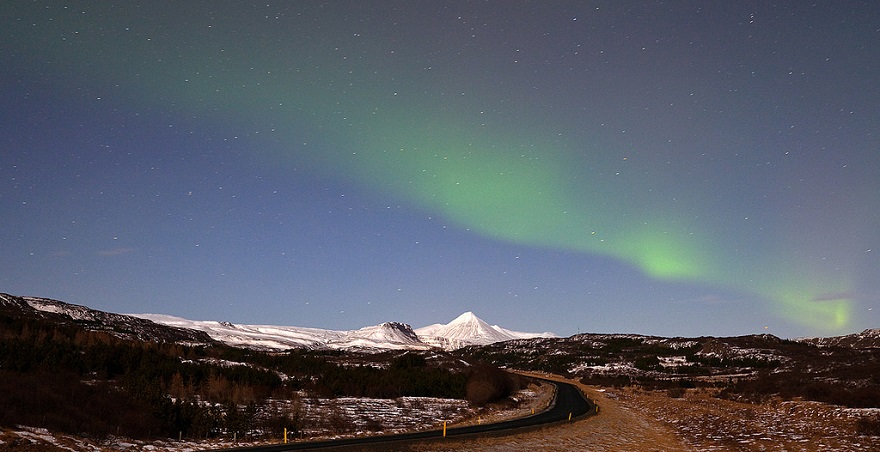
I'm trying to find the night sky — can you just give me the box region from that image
[2,1,878,338]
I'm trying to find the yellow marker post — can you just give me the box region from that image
[568,412,572,422]
[443,421,447,437]
[283,428,287,443]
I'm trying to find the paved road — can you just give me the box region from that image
[221,377,594,451]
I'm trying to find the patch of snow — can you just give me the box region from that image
[25,298,67,315]
[658,356,693,368]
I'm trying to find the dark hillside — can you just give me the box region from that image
[455,333,880,408]
[0,293,213,344]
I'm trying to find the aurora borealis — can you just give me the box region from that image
[2,2,877,337]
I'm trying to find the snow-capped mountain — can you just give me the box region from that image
[132,314,348,350]
[344,322,429,350]
[1,292,553,352]
[415,311,556,350]
[134,311,554,351]
[133,314,433,351]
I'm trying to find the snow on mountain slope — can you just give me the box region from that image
[336,322,431,350]
[132,314,348,350]
[132,315,433,351]
[7,292,552,352]
[415,311,556,350]
[133,311,554,351]
[799,329,880,349]
[0,293,212,344]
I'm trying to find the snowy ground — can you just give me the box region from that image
[295,395,471,437]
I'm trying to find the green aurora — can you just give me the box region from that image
[6,2,867,333]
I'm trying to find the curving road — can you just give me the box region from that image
[221,377,594,451]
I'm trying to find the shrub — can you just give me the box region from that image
[465,365,517,405]
[666,387,686,398]
[856,415,880,436]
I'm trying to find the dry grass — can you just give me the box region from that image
[611,386,880,451]
[408,374,880,451]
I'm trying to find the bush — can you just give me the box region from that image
[634,355,660,371]
[666,387,686,398]
[856,415,880,436]
[465,365,520,405]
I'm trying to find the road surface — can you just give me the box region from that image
[221,377,594,451]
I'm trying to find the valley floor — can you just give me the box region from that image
[3,376,879,451]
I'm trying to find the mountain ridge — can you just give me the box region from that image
[3,293,877,351]
[0,293,212,344]
[133,310,555,351]
[0,293,553,351]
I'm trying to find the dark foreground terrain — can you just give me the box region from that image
[1,292,878,450]
[0,293,538,444]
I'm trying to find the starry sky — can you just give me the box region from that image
[2,1,878,338]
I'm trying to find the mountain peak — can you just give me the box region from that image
[414,311,554,350]
[451,311,480,324]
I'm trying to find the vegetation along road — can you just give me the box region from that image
[222,377,595,451]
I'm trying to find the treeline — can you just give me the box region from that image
[312,354,467,399]
[0,369,161,438]
[0,314,286,438]
[0,315,283,400]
